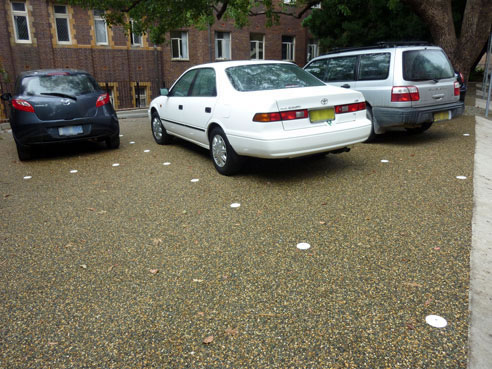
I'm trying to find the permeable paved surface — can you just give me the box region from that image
[0,116,475,368]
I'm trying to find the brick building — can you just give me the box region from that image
[0,0,319,120]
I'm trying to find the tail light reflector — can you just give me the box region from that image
[12,99,35,113]
[253,109,308,122]
[334,102,366,114]
[391,86,420,102]
[454,81,460,96]
[96,93,110,107]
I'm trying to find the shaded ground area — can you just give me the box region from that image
[0,115,474,368]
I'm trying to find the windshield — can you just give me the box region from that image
[226,63,325,92]
[403,49,454,81]
[20,73,100,96]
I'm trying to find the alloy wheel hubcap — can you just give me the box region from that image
[152,117,163,139]
[212,135,227,167]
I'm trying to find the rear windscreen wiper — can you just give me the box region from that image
[40,92,77,100]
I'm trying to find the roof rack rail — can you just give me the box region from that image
[323,41,434,55]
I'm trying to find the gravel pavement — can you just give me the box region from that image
[0,114,476,368]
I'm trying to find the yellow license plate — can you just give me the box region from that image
[310,108,335,123]
[433,111,450,122]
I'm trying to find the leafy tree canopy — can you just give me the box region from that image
[302,0,432,52]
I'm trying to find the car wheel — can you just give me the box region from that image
[210,127,243,176]
[364,106,376,142]
[151,111,172,145]
[106,134,120,149]
[15,141,32,161]
[405,122,433,134]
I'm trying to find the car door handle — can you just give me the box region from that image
[179,105,183,110]
[432,94,445,99]
[341,84,351,89]
[205,107,211,113]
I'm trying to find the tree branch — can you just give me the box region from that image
[215,0,230,20]
[122,0,145,13]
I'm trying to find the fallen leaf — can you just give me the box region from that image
[3,194,11,199]
[108,264,117,272]
[97,210,107,215]
[319,221,326,225]
[48,341,58,346]
[434,247,441,251]
[153,238,163,245]
[149,269,159,274]
[197,312,205,316]
[65,242,74,248]
[225,327,238,336]
[193,279,203,283]
[403,282,422,288]
[80,264,87,269]
[203,335,214,344]
[406,322,415,330]
[87,208,97,212]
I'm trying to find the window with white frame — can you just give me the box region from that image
[307,40,319,61]
[11,2,31,43]
[130,20,142,46]
[171,31,189,60]
[93,10,108,45]
[54,5,71,44]
[282,36,295,61]
[250,33,264,60]
[134,86,147,107]
[215,32,231,60]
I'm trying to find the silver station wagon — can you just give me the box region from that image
[304,43,464,139]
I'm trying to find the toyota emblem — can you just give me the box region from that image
[321,98,328,105]
[60,98,71,106]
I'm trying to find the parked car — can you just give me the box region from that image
[148,60,371,175]
[304,43,465,139]
[1,69,120,160]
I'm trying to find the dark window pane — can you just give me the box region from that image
[403,50,454,81]
[358,53,390,81]
[14,15,29,40]
[56,18,70,42]
[21,74,100,95]
[12,2,26,11]
[169,70,197,97]
[324,56,357,82]
[304,60,329,81]
[54,5,67,14]
[190,69,216,97]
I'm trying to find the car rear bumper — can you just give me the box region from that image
[12,115,119,146]
[373,101,464,128]
[227,120,371,159]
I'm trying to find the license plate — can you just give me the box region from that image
[433,111,451,122]
[58,125,83,136]
[310,108,335,123]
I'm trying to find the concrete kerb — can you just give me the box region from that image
[468,115,492,369]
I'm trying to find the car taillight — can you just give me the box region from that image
[334,102,366,114]
[253,109,308,122]
[96,93,110,107]
[12,99,35,113]
[454,81,460,96]
[391,86,420,102]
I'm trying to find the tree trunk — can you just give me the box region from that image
[402,0,492,83]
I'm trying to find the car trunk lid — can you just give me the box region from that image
[30,93,99,121]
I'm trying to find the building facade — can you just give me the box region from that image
[0,0,319,120]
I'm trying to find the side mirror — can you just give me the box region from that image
[160,88,169,96]
[1,92,12,101]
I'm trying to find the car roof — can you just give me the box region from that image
[188,60,296,72]
[18,69,90,79]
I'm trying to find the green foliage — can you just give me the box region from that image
[303,0,432,52]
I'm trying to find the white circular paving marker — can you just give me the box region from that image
[144,149,150,153]
[463,133,470,136]
[191,178,199,183]
[112,163,120,167]
[456,176,467,180]
[23,176,32,180]
[163,162,171,166]
[119,134,124,137]
[426,315,447,328]
[70,170,78,174]
[297,242,311,250]
[230,203,241,208]
[381,159,389,163]
[129,141,135,144]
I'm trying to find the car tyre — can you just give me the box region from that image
[405,122,433,134]
[15,141,32,161]
[210,127,244,176]
[364,106,376,142]
[106,134,120,149]
[151,111,172,145]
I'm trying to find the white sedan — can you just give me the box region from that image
[148,60,371,175]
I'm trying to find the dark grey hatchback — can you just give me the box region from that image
[1,69,120,160]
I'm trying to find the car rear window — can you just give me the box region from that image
[403,49,454,81]
[226,63,325,92]
[20,73,100,96]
